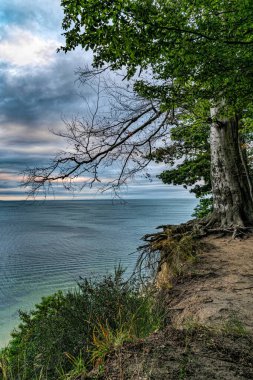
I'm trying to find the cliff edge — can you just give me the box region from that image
[103,236,253,379]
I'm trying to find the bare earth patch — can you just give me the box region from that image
[167,235,253,332]
[101,236,253,380]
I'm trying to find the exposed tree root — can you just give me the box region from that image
[135,216,253,280]
[143,218,253,244]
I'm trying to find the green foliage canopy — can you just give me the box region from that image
[58,0,253,218]
[61,0,253,113]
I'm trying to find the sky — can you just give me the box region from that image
[0,0,193,200]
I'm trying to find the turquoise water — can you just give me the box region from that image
[0,198,197,347]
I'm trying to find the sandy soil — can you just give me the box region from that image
[167,235,253,332]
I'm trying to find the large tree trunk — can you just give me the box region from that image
[210,111,253,228]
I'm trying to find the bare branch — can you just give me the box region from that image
[24,73,174,197]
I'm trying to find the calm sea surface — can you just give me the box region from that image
[0,198,197,347]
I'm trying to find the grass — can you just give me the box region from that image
[221,313,249,337]
[0,267,163,380]
[57,352,87,379]
[91,321,133,367]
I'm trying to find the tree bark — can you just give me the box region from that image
[210,111,253,228]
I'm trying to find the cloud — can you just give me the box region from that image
[0,1,92,129]
[0,173,23,182]
[0,26,59,67]
[0,1,102,200]
[0,54,91,127]
[0,0,63,36]
[0,0,192,200]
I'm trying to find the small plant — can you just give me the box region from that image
[57,352,87,379]
[183,318,203,334]
[91,321,133,367]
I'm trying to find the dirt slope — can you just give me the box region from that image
[167,235,253,332]
[103,236,253,380]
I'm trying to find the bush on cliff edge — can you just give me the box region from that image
[0,268,162,380]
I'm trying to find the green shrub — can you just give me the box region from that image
[0,268,162,380]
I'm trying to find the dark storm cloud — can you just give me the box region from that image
[0,0,94,129]
[0,182,15,189]
[0,0,191,200]
[0,189,24,195]
[0,0,97,199]
[0,55,93,127]
[0,152,50,171]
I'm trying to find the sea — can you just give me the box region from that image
[0,198,197,347]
